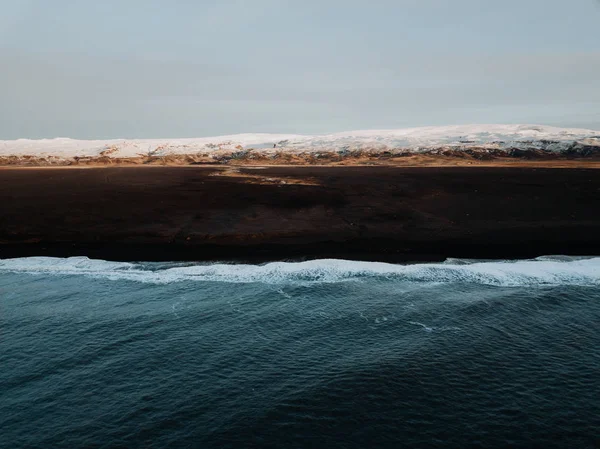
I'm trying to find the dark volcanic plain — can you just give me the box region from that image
[1,166,599,262]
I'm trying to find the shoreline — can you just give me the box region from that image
[1,166,599,263]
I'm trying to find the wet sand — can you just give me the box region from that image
[1,166,599,262]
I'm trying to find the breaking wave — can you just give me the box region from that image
[0,256,599,287]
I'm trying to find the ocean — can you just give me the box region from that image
[1,256,599,448]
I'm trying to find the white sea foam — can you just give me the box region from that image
[0,256,599,287]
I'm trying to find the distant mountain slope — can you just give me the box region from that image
[1,125,599,165]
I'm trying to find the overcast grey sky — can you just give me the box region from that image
[1,0,599,139]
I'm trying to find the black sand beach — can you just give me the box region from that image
[1,166,599,262]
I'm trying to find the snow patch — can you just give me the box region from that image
[1,125,598,159]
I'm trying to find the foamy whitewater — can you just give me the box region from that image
[2,124,599,159]
[0,255,599,286]
[2,256,599,448]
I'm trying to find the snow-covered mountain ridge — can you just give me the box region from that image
[1,125,599,161]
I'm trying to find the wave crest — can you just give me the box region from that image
[0,256,599,287]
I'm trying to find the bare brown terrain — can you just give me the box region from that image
[1,165,599,262]
[2,153,600,168]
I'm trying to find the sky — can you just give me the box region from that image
[1,0,599,139]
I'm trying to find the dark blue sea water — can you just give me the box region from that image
[1,256,599,449]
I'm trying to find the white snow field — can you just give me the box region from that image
[1,125,599,160]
